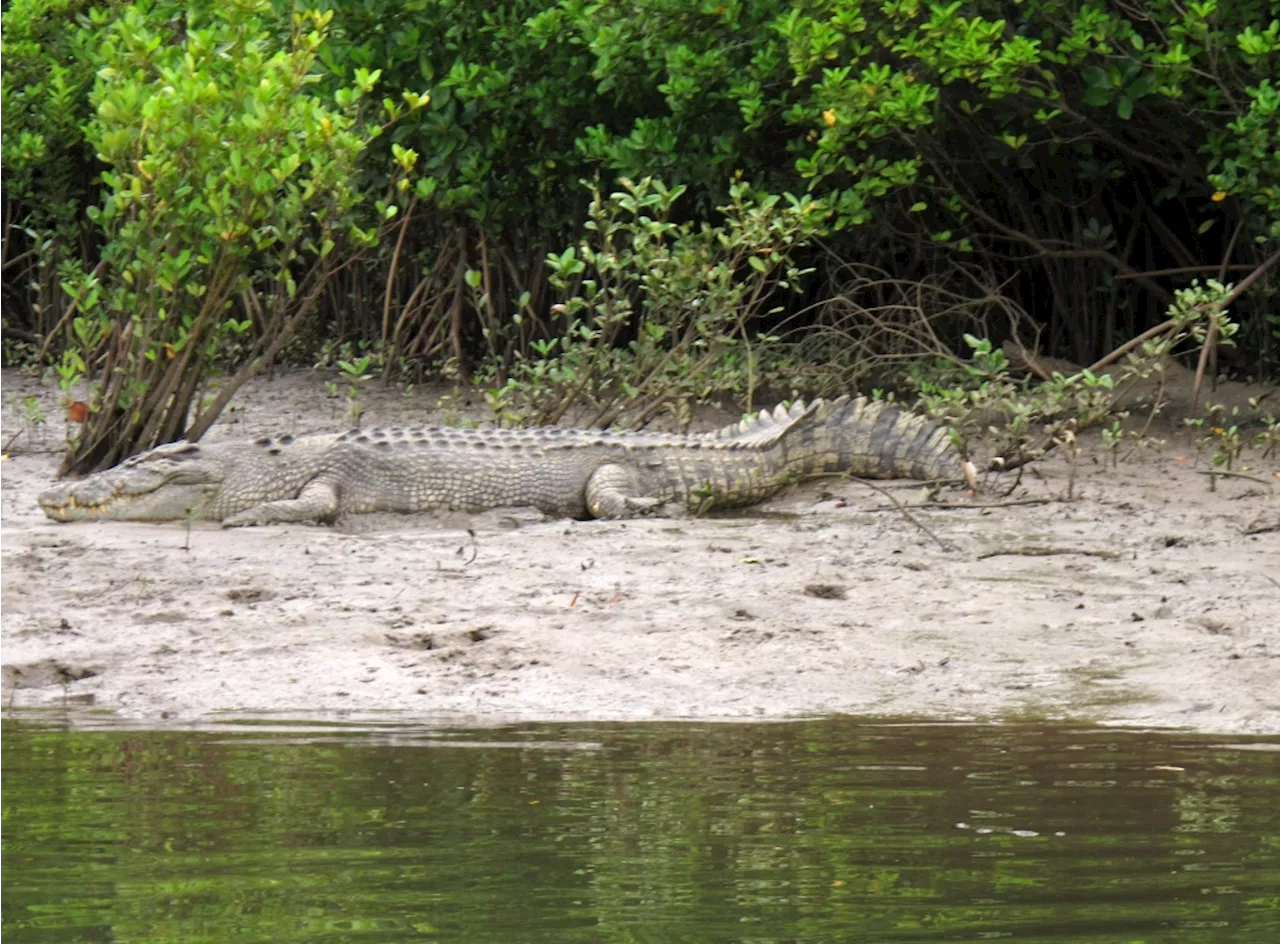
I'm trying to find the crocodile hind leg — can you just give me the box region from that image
[221,476,341,527]
[584,463,662,519]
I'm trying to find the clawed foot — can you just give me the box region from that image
[624,496,664,514]
[220,512,264,528]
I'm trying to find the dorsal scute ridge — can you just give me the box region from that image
[703,397,828,447]
[694,392,942,449]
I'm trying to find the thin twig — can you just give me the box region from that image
[36,259,108,367]
[845,477,955,551]
[1194,469,1276,488]
[380,198,417,345]
[1190,313,1219,420]
[861,497,1057,512]
[1222,246,1280,306]
[1087,318,1177,373]
[1114,264,1256,279]
[1188,219,1246,417]
[802,470,961,488]
[977,545,1124,561]
[1118,249,1280,393]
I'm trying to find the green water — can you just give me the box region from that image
[2,717,1278,943]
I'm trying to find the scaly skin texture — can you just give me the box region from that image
[38,396,961,526]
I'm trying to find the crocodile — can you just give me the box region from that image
[38,395,965,526]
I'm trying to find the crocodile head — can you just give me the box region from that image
[39,442,226,522]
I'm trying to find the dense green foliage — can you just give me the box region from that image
[57,0,390,472]
[2,0,1278,462]
[483,176,824,427]
[1,0,103,343]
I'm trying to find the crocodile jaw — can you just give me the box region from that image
[39,459,223,522]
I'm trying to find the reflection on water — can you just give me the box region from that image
[3,716,1278,943]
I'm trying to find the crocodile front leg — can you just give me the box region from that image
[221,476,341,527]
[584,463,662,519]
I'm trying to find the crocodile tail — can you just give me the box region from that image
[706,399,823,446]
[728,395,957,482]
[795,395,960,481]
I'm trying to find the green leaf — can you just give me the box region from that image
[1083,86,1111,107]
[1081,65,1109,89]
[1127,73,1157,99]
